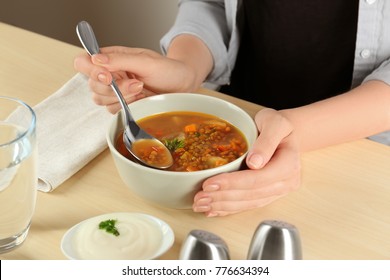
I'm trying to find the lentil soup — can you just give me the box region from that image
[116,111,248,172]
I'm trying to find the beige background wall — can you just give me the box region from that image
[0,0,178,52]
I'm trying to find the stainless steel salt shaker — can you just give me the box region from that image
[247,220,302,260]
[179,229,230,260]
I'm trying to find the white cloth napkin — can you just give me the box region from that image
[34,73,112,192]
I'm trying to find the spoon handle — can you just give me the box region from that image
[109,81,140,141]
[76,21,100,56]
[76,21,143,141]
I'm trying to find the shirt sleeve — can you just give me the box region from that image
[160,0,231,86]
[363,60,390,86]
[353,1,390,87]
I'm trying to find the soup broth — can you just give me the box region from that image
[116,111,248,172]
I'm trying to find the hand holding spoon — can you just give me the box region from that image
[76,21,173,169]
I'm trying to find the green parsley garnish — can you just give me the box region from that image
[98,219,120,236]
[163,138,185,151]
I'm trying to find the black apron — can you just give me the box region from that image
[220,0,359,109]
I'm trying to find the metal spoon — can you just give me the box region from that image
[76,21,173,169]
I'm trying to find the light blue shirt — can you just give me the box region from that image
[161,0,390,90]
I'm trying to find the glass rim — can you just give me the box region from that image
[0,96,36,147]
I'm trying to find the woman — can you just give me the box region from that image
[74,0,390,217]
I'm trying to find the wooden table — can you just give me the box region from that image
[1,22,390,260]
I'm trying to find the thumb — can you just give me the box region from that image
[91,53,126,72]
[246,109,293,169]
[91,47,157,76]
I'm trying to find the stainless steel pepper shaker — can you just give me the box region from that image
[247,220,302,260]
[179,229,230,260]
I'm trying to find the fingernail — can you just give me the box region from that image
[92,54,109,64]
[206,212,218,218]
[203,184,220,192]
[97,73,108,83]
[193,197,212,212]
[128,81,144,93]
[197,197,212,205]
[193,205,211,212]
[248,154,264,169]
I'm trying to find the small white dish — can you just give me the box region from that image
[61,212,174,260]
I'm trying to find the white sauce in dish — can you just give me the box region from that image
[72,213,164,259]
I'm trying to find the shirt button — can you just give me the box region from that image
[366,0,376,4]
[360,49,371,59]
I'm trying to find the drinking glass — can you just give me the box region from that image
[0,96,37,253]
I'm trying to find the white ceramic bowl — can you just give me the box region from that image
[106,93,257,209]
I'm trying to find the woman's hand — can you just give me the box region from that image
[192,108,302,217]
[74,46,199,113]
[74,34,213,113]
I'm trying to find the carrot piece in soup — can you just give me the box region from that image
[217,145,231,152]
[184,124,197,133]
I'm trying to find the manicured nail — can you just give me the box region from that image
[92,54,109,64]
[206,212,218,218]
[97,73,108,83]
[203,184,220,192]
[128,81,144,93]
[193,205,211,212]
[197,197,212,205]
[248,154,264,169]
